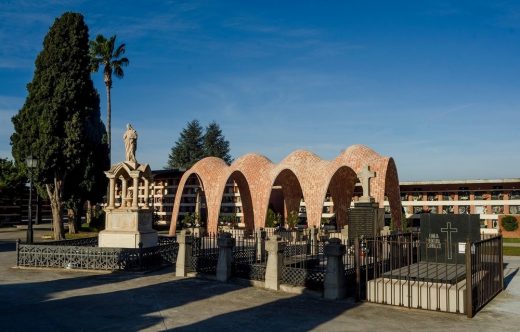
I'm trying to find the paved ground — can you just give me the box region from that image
[0,228,519,331]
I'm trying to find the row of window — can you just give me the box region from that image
[400,205,520,215]
[400,191,520,201]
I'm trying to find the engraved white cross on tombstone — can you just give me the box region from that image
[441,222,458,260]
[358,165,376,202]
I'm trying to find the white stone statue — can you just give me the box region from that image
[123,123,137,163]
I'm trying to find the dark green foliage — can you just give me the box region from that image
[0,158,25,199]
[502,215,519,232]
[88,208,106,231]
[11,12,108,239]
[167,120,232,169]
[265,208,281,227]
[203,121,232,164]
[167,120,205,169]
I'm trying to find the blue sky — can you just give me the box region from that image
[1,0,519,181]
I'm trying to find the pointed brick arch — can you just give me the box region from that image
[169,157,229,234]
[325,165,358,229]
[269,168,304,227]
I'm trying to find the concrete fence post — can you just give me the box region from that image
[265,236,285,290]
[256,229,266,262]
[217,232,235,282]
[175,230,193,277]
[324,238,347,300]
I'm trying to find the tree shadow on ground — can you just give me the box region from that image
[0,271,250,331]
[0,240,16,252]
[170,290,360,332]
[504,267,519,289]
[0,262,361,332]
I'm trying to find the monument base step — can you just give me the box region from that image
[98,230,158,248]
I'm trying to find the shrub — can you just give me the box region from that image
[501,215,519,232]
[89,209,105,231]
[265,209,280,228]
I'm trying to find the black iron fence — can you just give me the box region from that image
[16,236,178,271]
[189,235,219,275]
[466,235,503,317]
[281,240,326,290]
[233,236,265,281]
[357,233,503,316]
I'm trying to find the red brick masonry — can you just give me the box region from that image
[169,144,401,234]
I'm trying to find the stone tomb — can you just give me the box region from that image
[99,161,158,248]
[420,214,480,264]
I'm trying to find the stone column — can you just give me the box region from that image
[108,177,116,208]
[265,236,285,290]
[144,178,149,208]
[341,225,349,240]
[217,232,235,282]
[132,177,139,208]
[310,227,319,255]
[256,229,267,262]
[175,230,193,277]
[324,238,347,300]
[121,177,127,207]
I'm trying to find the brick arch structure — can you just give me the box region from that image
[324,165,359,229]
[211,170,255,233]
[269,168,304,227]
[336,144,402,227]
[229,153,275,230]
[169,145,401,235]
[170,157,229,234]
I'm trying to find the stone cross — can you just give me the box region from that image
[358,165,376,202]
[441,222,458,260]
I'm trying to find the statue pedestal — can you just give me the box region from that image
[99,208,158,248]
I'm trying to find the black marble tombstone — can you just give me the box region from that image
[347,202,385,239]
[420,214,480,263]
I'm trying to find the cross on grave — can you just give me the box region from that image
[358,165,376,202]
[441,222,458,260]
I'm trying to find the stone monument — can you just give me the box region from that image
[98,124,158,248]
[347,165,385,239]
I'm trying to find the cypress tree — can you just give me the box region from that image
[11,12,108,239]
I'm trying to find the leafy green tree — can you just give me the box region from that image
[203,121,232,164]
[0,158,25,200]
[11,12,108,240]
[167,120,204,169]
[90,34,129,163]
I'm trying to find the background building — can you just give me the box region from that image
[150,169,520,230]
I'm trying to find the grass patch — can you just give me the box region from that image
[40,231,98,241]
[65,232,98,240]
[503,238,520,243]
[503,247,520,256]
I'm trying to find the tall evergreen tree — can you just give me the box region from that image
[167,120,204,169]
[11,12,108,240]
[203,121,232,164]
[89,34,129,164]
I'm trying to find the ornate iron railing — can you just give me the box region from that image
[232,237,265,281]
[189,235,218,275]
[16,236,178,271]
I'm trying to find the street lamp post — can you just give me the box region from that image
[25,155,37,244]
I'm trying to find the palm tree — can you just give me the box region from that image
[90,34,129,164]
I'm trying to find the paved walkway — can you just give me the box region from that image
[0,230,519,331]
